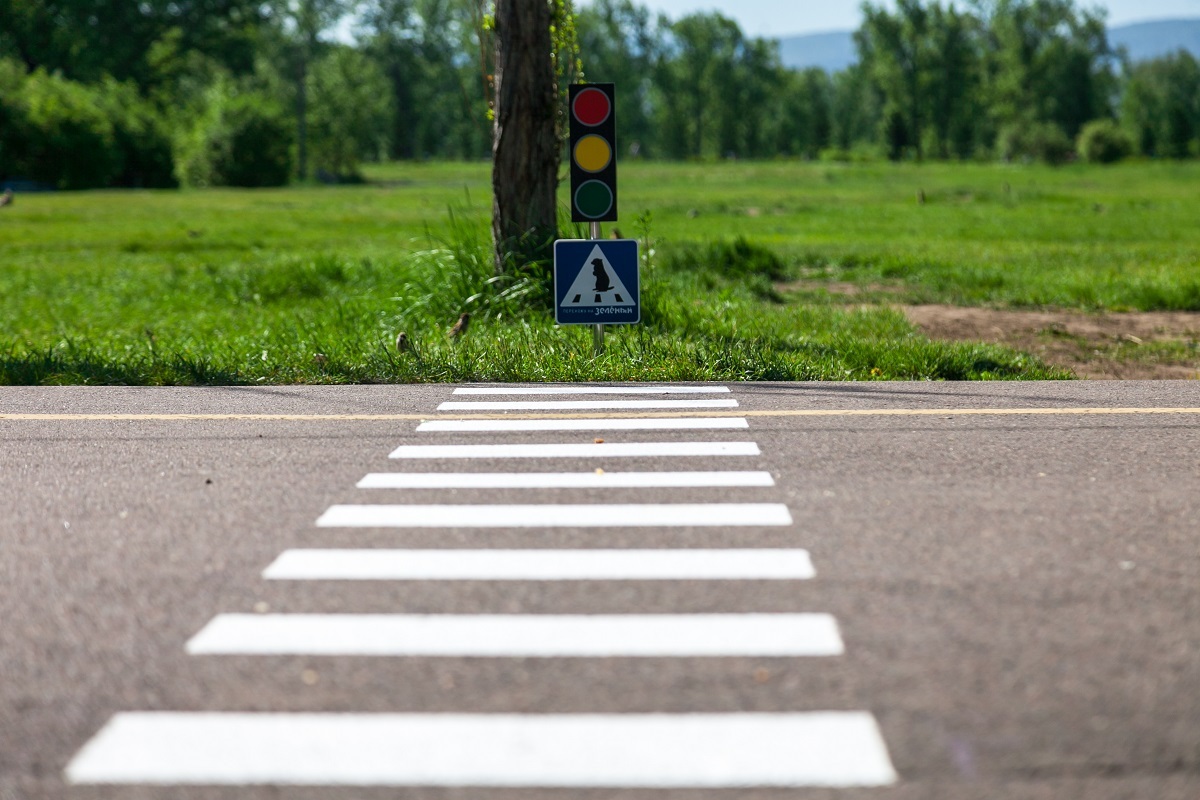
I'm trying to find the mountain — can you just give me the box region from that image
[776,31,856,73]
[775,19,1200,73]
[1109,19,1200,62]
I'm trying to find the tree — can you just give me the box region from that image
[267,0,359,180]
[776,68,833,158]
[830,64,879,152]
[358,0,419,158]
[974,0,1115,141]
[659,13,745,159]
[576,0,661,156]
[858,1,928,161]
[0,0,266,88]
[308,46,395,177]
[490,0,560,271]
[1121,51,1200,158]
[734,38,784,159]
[925,3,981,158]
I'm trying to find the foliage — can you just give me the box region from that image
[10,70,120,190]
[307,46,395,178]
[574,0,659,156]
[1121,50,1200,158]
[1,0,1199,192]
[0,65,178,189]
[0,58,31,182]
[0,0,265,88]
[978,0,1115,141]
[1076,119,1134,164]
[997,121,1074,165]
[550,0,586,151]
[176,78,294,187]
[358,0,492,160]
[98,79,179,189]
[855,0,1114,162]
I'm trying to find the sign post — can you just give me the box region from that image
[590,221,603,353]
[559,83,636,354]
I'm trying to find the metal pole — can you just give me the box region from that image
[590,221,604,355]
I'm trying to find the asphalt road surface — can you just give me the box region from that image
[2,381,1199,800]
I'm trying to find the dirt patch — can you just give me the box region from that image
[903,305,1200,380]
[777,280,899,298]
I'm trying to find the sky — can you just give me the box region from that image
[599,0,1200,37]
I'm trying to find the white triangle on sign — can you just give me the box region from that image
[561,245,635,308]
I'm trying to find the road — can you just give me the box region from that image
[2,381,1199,799]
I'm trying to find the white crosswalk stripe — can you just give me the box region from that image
[66,712,897,787]
[316,503,793,528]
[186,613,845,657]
[453,386,733,395]
[417,417,748,431]
[263,548,814,581]
[66,383,898,790]
[389,441,760,459]
[437,399,739,410]
[356,470,775,489]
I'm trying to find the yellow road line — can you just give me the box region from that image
[3,407,1200,422]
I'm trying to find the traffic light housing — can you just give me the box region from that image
[569,83,617,223]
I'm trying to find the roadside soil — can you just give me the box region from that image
[777,282,1200,379]
[906,305,1200,380]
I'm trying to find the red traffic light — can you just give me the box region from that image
[572,87,612,127]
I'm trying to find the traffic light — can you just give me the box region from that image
[569,83,617,223]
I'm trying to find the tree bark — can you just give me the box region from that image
[491,0,559,273]
[296,54,309,181]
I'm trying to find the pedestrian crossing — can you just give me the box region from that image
[65,383,898,790]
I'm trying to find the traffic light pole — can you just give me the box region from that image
[591,221,604,355]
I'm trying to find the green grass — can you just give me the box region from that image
[612,160,1200,312]
[9,158,1192,385]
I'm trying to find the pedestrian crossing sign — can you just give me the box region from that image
[554,239,640,325]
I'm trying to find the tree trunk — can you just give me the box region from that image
[296,54,309,181]
[491,0,559,273]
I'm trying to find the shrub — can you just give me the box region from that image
[997,121,1073,165]
[20,71,121,189]
[0,63,177,189]
[98,79,178,188]
[213,97,293,187]
[0,59,30,181]
[664,238,789,281]
[1076,119,1134,164]
[178,81,293,188]
[661,238,790,301]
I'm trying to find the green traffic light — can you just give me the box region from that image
[574,180,614,219]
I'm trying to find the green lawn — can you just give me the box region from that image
[5,159,1195,385]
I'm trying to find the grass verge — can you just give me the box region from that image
[0,215,1066,384]
[15,159,1187,384]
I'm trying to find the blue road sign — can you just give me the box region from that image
[554,239,640,325]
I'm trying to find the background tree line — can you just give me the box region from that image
[2,0,1198,190]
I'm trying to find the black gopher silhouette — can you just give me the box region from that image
[592,258,613,292]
